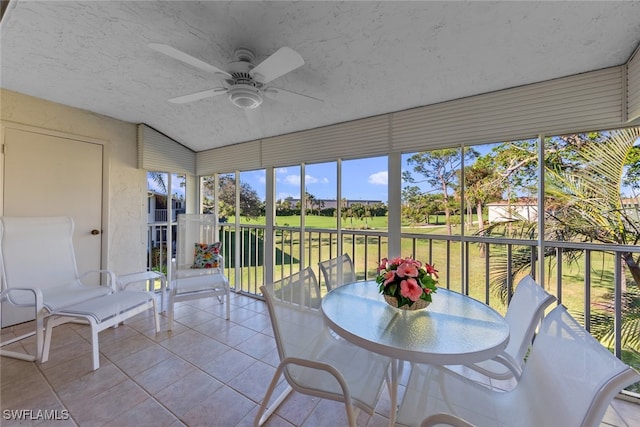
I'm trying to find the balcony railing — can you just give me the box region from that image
[151,209,185,223]
[147,222,640,391]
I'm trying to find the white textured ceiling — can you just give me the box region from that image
[2,1,640,152]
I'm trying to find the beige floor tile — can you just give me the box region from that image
[154,369,223,417]
[1,298,638,427]
[132,355,197,395]
[101,398,179,427]
[181,385,255,427]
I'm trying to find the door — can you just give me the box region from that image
[2,126,104,325]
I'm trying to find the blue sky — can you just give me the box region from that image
[150,139,640,202]
[239,156,392,203]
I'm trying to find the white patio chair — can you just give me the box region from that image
[255,267,390,426]
[0,216,116,362]
[458,274,556,382]
[318,253,356,291]
[397,304,640,427]
[167,214,230,329]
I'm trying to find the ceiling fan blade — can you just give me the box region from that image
[149,43,231,77]
[250,47,304,84]
[244,106,265,130]
[169,88,227,104]
[264,87,323,107]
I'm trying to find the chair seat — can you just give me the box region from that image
[397,306,640,427]
[285,311,389,414]
[256,269,390,427]
[166,214,230,329]
[172,271,228,294]
[51,291,155,323]
[43,284,113,311]
[42,290,160,370]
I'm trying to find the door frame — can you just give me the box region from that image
[0,120,111,271]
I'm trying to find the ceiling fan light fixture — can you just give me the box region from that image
[228,84,263,109]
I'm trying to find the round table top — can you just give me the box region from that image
[321,281,510,365]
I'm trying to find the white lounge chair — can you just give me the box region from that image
[255,267,390,426]
[167,214,230,329]
[0,216,116,362]
[460,275,556,382]
[0,216,159,370]
[397,304,640,427]
[318,253,356,291]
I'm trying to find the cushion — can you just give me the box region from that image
[193,242,221,268]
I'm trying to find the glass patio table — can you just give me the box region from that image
[321,281,510,425]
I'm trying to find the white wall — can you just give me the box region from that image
[0,89,148,274]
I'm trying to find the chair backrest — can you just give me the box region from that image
[261,267,325,363]
[504,275,556,365]
[0,216,81,291]
[318,253,356,291]
[518,305,640,427]
[176,214,218,270]
[269,267,322,309]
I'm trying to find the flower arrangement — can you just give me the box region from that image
[376,257,438,309]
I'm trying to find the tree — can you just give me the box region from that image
[202,176,263,220]
[463,156,504,231]
[148,171,167,194]
[401,186,441,224]
[404,148,478,235]
[483,128,640,351]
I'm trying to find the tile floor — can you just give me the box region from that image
[1,292,638,426]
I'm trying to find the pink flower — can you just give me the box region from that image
[377,258,388,273]
[383,270,396,286]
[396,262,419,278]
[425,263,439,278]
[400,278,423,301]
[389,256,404,266]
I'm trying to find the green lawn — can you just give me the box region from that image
[228,215,616,317]
[226,214,639,384]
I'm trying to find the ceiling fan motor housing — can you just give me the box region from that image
[228,83,263,109]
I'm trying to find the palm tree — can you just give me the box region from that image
[482,127,640,350]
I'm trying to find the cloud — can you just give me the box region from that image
[283,175,300,185]
[305,174,319,184]
[368,171,388,185]
[280,174,329,186]
[276,168,288,174]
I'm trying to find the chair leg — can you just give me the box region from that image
[0,333,37,362]
[90,319,100,371]
[254,363,292,426]
[168,295,175,331]
[152,299,160,333]
[41,316,70,364]
[35,314,45,361]
[225,288,230,320]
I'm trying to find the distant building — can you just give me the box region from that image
[487,196,640,223]
[282,197,383,210]
[621,197,640,221]
[487,198,538,223]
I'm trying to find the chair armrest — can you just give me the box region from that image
[117,271,166,291]
[420,413,476,427]
[279,356,352,401]
[464,350,523,381]
[1,287,44,311]
[79,269,118,291]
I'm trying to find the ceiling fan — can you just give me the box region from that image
[149,43,322,126]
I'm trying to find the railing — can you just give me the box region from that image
[152,209,185,222]
[147,222,640,392]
